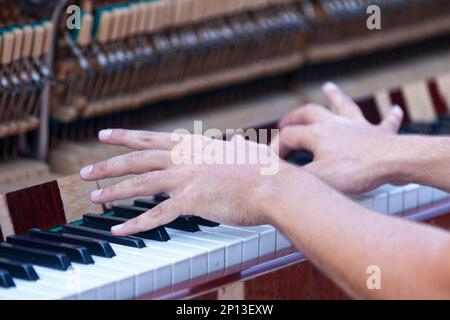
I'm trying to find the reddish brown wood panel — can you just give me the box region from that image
[390,89,411,123]
[427,80,448,116]
[357,96,381,124]
[427,214,450,230]
[192,291,219,300]
[244,260,348,300]
[5,181,67,235]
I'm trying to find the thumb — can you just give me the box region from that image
[271,125,316,158]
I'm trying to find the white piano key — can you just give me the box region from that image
[363,187,388,214]
[13,278,78,300]
[34,265,115,300]
[402,81,436,122]
[93,255,154,298]
[91,256,143,299]
[168,228,241,268]
[165,229,225,273]
[403,184,419,211]
[0,270,71,300]
[36,251,154,299]
[87,257,135,299]
[110,245,171,291]
[141,239,208,280]
[418,185,433,206]
[200,225,259,263]
[0,284,54,300]
[387,185,404,215]
[111,242,190,285]
[70,262,136,299]
[432,188,449,202]
[275,229,292,251]
[355,196,373,210]
[230,225,277,258]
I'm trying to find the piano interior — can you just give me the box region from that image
[0,0,449,300]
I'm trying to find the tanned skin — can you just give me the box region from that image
[80,83,450,299]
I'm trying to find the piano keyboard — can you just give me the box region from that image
[0,183,448,300]
[1,0,450,300]
[355,184,449,216]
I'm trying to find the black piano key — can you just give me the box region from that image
[62,224,146,249]
[83,214,170,242]
[438,125,450,135]
[135,199,219,227]
[0,269,15,288]
[6,235,94,265]
[438,115,450,125]
[0,242,71,271]
[134,198,159,209]
[399,123,436,135]
[113,204,147,219]
[114,204,200,232]
[165,216,200,233]
[286,150,314,166]
[0,258,39,281]
[154,193,170,203]
[435,120,450,134]
[28,228,115,258]
[192,217,220,227]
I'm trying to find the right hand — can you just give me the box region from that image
[80,129,303,236]
[271,82,405,194]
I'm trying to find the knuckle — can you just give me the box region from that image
[139,132,155,145]
[302,103,320,112]
[136,214,151,227]
[96,160,108,173]
[130,150,147,162]
[128,217,140,227]
[177,165,195,178]
[309,123,323,136]
[278,128,292,141]
[189,190,202,204]
[103,185,115,197]
[132,174,151,187]
[114,129,126,139]
[126,217,146,233]
[150,205,165,219]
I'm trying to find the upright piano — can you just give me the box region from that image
[0,0,450,299]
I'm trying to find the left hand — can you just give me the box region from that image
[80,129,299,236]
[270,82,405,194]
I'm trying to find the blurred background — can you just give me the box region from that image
[1,0,450,193]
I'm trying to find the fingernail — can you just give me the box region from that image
[111,224,124,233]
[323,81,339,92]
[99,129,113,140]
[90,189,103,200]
[392,105,403,117]
[80,165,93,178]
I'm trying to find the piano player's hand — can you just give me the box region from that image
[271,82,405,194]
[79,129,302,236]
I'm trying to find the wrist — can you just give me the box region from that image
[259,163,316,227]
[379,135,450,186]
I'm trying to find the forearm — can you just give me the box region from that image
[266,168,450,299]
[384,136,450,192]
